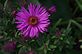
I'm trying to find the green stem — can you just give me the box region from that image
[53,19,62,29]
[66,20,71,30]
[73,6,79,16]
[71,19,82,31]
[3,0,8,10]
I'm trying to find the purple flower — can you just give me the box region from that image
[55,29,61,37]
[27,50,35,54]
[15,3,50,38]
[3,41,16,52]
[48,5,56,14]
[11,10,17,17]
[27,51,34,54]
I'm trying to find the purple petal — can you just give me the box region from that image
[15,16,25,22]
[34,27,39,37]
[28,3,36,16]
[22,26,31,36]
[20,7,30,17]
[38,23,49,32]
[37,26,44,33]
[16,23,24,28]
[40,20,49,24]
[28,3,33,15]
[16,12,26,19]
[30,27,39,38]
[39,11,46,16]
[15,22,23,24]
[48,6,56,14]
[39,13,49,21]
[35,4,40,14]
[39,7,46,14]
[30,27,34,38]
[18,24,28,30]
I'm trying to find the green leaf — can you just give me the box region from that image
[18,46,27,54]
[15,31,20,38]
[53,19,62,29]
[29,0,40,4]
[3,0,8,10]
[44,49,47,54]
[46,40,49,46]
[71,20,82,31]
[76,0,82,11]
[38,46,44,50]
[51,35,56,39]
[0,51,4,54]
[51,19,62,33]
[49,45,57,49]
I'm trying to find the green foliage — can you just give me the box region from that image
[0,0,82,54]
[76,0,82,11]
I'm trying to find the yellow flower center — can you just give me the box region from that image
[28,16,38,25]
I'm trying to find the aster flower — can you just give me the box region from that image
[55,30,61,37]
[27,51,35,54]
[48,5,56,14]
[11,10,17,17]
[2,41,16,52]
[15,3,50,38]
[55,28,61,37]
